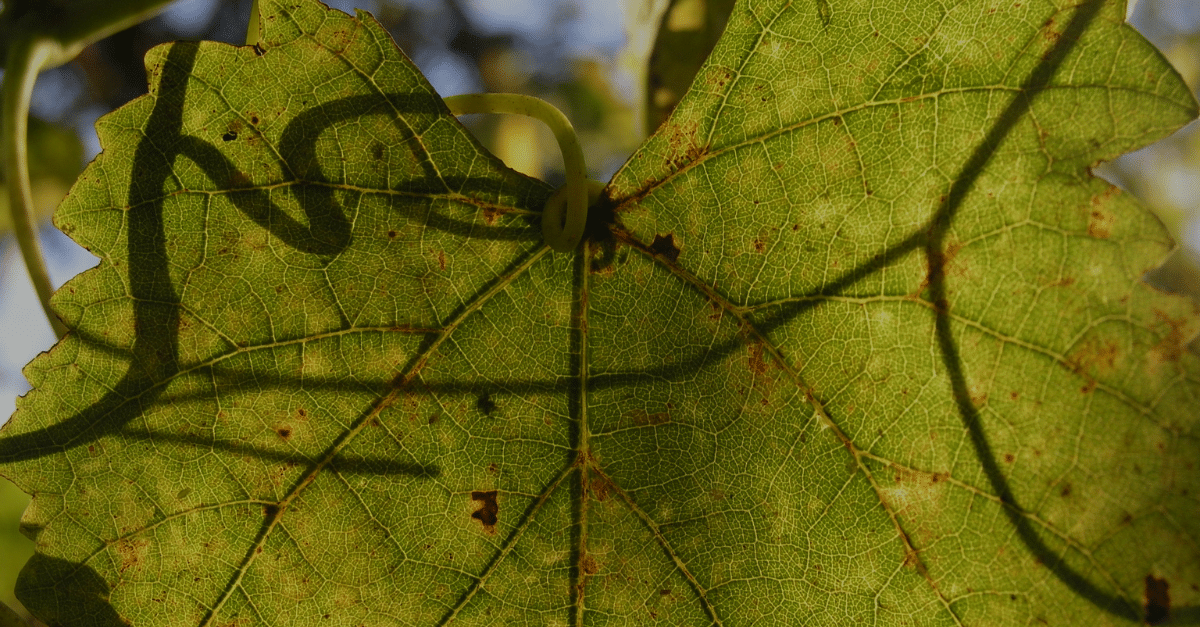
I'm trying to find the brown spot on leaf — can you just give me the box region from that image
[1150,309,1188,365]
[589,475,613,502]
[747,342,774,377]
[470,491,498,531]
[627,408,670,426]
[581,553,599,575]
[1059,483,1071,497]
[275,427,291,440]
[650,233,681,262]
[116,539,149,574]
[1068,337,1120,378]
[662,118,707,170]
[1087,209,1113,238]
[1004,453,1015,463]
[1145,575,1170,625]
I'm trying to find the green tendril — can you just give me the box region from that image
[443,93,599,252]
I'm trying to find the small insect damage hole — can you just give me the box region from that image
[1145,575,1170,625]
[471,490,499,531]
[649,233,681,262]
[476,392,497,417]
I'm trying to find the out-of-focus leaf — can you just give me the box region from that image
[0,478,32,625]
[0,118,82,237]
[643,0,734,135]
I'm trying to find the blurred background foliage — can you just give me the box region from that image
[0,0,1197,620]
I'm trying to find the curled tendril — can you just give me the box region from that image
[442,93,601,252]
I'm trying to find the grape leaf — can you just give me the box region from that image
[2,0,1200,625]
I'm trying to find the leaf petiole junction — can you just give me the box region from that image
[443,93,603,252]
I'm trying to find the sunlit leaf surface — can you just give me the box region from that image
[1,0,1198,625]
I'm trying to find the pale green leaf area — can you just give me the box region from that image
[0,0,1198,625]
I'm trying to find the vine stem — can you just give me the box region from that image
[443,93,596,252]
[0,0,175,339]
[3,35,66,338]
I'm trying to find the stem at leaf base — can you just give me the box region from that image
[443,93,598,252]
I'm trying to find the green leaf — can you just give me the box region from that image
[2,0,1200,625]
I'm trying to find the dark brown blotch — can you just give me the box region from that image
[476,392,497,417]
[649,233,681,262]
[1145,575,1170,625]
[471,491,499,530]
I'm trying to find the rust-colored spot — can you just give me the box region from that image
[276,427,291,439]
[969,390,987,407]
[747,342,772,376]
[470,491,498,530]
[438,251,446,271]
[116,539,149,574]
[1087,209,1113,238]
[661,117,707,170]
[581,553,599,575]
[1004,453,1015,463]
[487,463,499,475]
[589,475,613,502]
[1041,17,1061,42]
[627,408,670,426]
[1068,337,1120,378]
[387,230,397,239]
[1009,391,1019,401]
[1151,309,1188,364]
[297,408,307,419]
[1059,483,1071,497]
[753,237,766,253]
[1145,575,1170,625]
[650,233,681,262]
